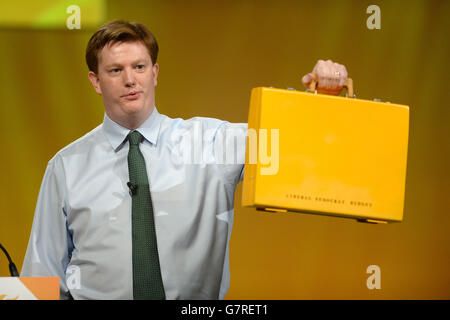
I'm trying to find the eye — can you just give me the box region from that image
[136,64,145,70]
[110,68,121,74]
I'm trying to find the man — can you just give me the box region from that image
[21,20,348,299]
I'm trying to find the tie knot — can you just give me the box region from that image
[128,131,143,146]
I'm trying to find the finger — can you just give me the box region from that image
[312,59,325,74]
[327,60,339,89]
[332,63,341,89]
[316,64,330,89]
[321,72,336,90]
[327,62,344,89]
[302,73,312,86]
[338,64,348,87]
[334,63,343,89]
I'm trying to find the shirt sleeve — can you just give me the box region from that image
[21,154,73,300]
[212,121,248,186]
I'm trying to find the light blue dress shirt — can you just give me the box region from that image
[21,107,248,300]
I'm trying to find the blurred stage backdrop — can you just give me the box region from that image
[0,0,449,299]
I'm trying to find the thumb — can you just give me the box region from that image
[302,72,316,88]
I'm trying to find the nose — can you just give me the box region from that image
[123,68,136,87]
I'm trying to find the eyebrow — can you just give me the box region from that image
[104,60,148,69]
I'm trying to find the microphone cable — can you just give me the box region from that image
[0,243,19,277]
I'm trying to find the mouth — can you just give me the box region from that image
[122,91,142,100]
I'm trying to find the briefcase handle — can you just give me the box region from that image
[308,75,355,98]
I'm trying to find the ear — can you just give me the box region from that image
[152,63,159,87]
[88,71,102,95]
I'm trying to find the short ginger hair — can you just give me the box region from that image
[86,20,159,73]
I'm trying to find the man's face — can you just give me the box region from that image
[88,41,159,129]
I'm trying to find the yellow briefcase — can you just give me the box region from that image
[241,78,409,223]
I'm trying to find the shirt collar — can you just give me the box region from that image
[102,106,162,151]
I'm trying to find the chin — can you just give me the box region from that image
[123,106,155,122]
[121,101,146,114]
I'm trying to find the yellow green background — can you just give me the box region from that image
[0,0,449,299]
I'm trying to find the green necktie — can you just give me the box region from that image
[127,130,165,300]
